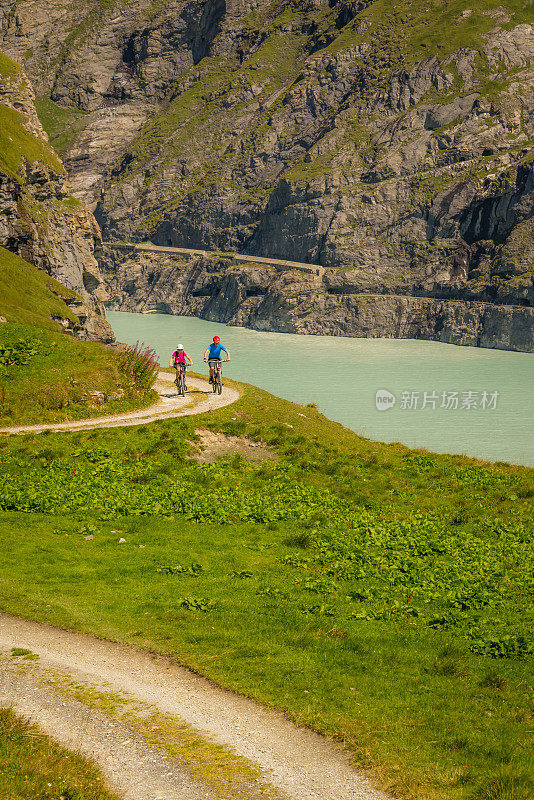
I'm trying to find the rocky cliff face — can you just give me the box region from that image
[0,51,113,340]
[1,0,532,350]
[101,244,534,352]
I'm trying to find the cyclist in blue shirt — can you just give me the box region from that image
[203,335,230,384]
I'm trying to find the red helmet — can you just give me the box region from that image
[213,335,220,343]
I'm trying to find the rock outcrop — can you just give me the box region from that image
[101,243,534,352]
[0,50,113,341]
[1,0,532,350]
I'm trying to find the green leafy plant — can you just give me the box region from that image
[176,596,216,612]
[231,569,253,578]
[156,562,203,576]
[0,337,41,378]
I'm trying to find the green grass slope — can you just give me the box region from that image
[0,248,155,425]
[0,246,78,329]
[0,101,64,182]
[0,51,64,182]
[34,94,88,154]
[0,707,120,800]
[328,0,533,63]
[0,381,532,800]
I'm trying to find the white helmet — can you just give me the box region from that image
[178,343,183,349]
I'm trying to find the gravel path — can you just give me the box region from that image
[0,372,239,435]
[0,615,391,800]
[0,662,215,800]
[0,371,393,799]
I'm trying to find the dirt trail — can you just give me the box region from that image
[0,372,239,435]
[1,662,214,800]
[0,615,391,800]
[0,370,392,799]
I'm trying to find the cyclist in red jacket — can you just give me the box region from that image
[203,335,230,384]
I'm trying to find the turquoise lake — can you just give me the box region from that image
[107,311,534,467]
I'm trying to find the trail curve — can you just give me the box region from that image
[0,372,239,436]
[0,614,391,800]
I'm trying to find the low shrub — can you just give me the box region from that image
[118,340,159,391]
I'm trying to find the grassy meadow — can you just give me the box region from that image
[0,379,532,800]
[0,708,119,800]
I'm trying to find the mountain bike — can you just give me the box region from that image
[207,358,223,395]
[174,363,187,396]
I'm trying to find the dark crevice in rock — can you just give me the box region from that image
[191,286,215,296]
[459,165,534,245]
[330,0,373,30]
[82,271,100,293]
[188,0,227,65]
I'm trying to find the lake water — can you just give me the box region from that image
[107,311,534,467]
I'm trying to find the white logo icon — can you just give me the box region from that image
[375,389,396,411]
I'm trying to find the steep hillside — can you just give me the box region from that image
[0,53,164,424]
[2,0,532,349]
[0,246,159,425]
[0,49,112,341]
[0,245,80,329]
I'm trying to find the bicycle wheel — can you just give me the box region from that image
[216,370,222,395]
[212,370,217,393]
[178,371,185,396]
